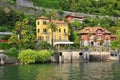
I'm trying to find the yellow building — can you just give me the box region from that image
[36,16,73,46]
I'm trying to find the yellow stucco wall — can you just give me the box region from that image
[36,18,69,44]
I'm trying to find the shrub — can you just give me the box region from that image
[5,47,18,57]
[0,42,12,50]
[18,49,37,64]
[36,50,53,63]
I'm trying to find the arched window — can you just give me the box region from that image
[38,29,40,33]
[59,28,61,33]
[64,28,66,33]
[43,20,47,25]
[38,21,40,25]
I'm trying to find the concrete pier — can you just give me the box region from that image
[58,51,111,62]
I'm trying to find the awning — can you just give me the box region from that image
[53,41,74,46]
[0,32,13,35]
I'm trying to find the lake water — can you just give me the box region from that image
[0,62,120,80]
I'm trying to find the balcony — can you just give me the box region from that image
[64,32,69,35]
[42,32,50,34]
[53,40,69,42]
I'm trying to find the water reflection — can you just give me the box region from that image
[0,62,120,80]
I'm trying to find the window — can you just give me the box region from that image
[64,29,66,33]
[43,20,47,25]
[46,36,50,42]
[38,29,40,33]
[59,36,61,40]
[43,28,47,33]
[38,21,40,25]
[98,35,101,40]
[53,36,56,41]
[38,36,44,40]
[59,28,61,33]
[98,30,101,33]
[64,35,66,40]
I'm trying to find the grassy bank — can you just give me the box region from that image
[33,0,60,9]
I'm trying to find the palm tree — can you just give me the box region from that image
[47,22,57,46]
[46,9,56,21]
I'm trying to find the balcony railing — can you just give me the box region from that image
[53,40,69,42]
[42,32,50,34]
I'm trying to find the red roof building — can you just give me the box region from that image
[77,27,116,46]
[66,15,84,23]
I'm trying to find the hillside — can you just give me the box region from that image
[33,0,120,17]
[0,0,120,34]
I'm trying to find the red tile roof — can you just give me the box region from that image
[78,26,111,34]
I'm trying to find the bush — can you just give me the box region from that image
[0,42,12,50]
[18,49,37,64]
[36,50,54,63]
[5,47,18,57]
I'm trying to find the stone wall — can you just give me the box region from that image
[59,51,84,63]
[58,51,111,62]
[89,52,110,61]
[16,0,33,7]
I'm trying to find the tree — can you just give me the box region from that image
[111,29,120,51]
[47,22,57,46]
[46,9,57,20]
[57,9,64,20]
[70,20,82,30]
[9,18,35,49]
[35,41,53,50]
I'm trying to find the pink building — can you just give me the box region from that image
[78,27,116,46]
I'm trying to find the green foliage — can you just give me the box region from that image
[47,21,57,45]
[36,50,54,62]
[82,17,119,29]
[1,35,10,40]
[18,49,37,64]
[35,41,53,50]
[33,0,120,17]
[100,39,104,45]
[33,0,60,9]
[9,18,35,50]
[5,47,18,57]
[111,41,118,50]
[69,20,81,30]
[18,49,54,64]
[109,27,120,34]
[111,29,120,50]
[0,7,36,32]
[69,31,80,43]
[7,0,16,4]
[0,42,12,50]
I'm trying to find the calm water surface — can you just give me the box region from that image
[0,62,120,80]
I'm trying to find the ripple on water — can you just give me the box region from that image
[0,62,120,80]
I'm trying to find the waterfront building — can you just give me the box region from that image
[36,16,73,47]
[78,27,116,46]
